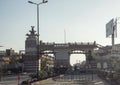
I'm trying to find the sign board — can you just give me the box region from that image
[106,18,117,38]
[106,19,114,37]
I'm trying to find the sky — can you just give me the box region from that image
[1,0,120,65]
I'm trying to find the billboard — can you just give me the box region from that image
[106,18,117,38]
[106,19,114,37]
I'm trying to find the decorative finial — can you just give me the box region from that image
[31,26,35,31]
[26,26,37,36]
[30,26,36,35]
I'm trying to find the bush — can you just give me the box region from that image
[39,70,48,79]
[21,80,28,85]
[29,70,48,80]
[29,73,37,79]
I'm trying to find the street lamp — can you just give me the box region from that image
[28,0,48,79]
[0,46,3,81]
[28,0,48,39]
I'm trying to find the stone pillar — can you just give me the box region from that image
[24,27,39,73]
[54,49,70,68]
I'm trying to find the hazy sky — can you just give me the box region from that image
[1,0,120,65]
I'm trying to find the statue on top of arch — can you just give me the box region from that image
[26,26,38,36]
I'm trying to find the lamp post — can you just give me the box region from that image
[28,0,48,79]
[0,58,2,81]
[0,46,3,81]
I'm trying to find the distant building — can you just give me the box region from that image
[0,48,22,72]
[0,51,6,56]
[6,48,15,56]
[93,46,112,69]
[0,48,20,61]
[110,44,120,71]
[111,44,120,58]
[41,55,54,71]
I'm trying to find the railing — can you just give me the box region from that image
[39,41,98,50]
[40,42,96,46]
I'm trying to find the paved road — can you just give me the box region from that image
[0,74,111,85]
[0,75,30,85]
[37,74,111,85]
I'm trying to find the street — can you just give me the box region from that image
[0,73,111,85]
[32,73,111,85]
[0,74,30,85]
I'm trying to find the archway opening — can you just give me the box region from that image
[70,54,86,66]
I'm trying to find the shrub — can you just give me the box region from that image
[21,80,28,85]
[39,70,48,79]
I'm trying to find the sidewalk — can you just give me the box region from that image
[88,75,110,85]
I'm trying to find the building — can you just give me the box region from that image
[110,44,120,71]
[0,48,20,63]
[0,48,22,73]
[93,46,112,69]
[111,44,120,58]
[6,48,15,56]
[41,55,54,72]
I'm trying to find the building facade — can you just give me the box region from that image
[41,55,54,72]
[0,48,22,74]
[110,44,120,71]
[93,46,112,70]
